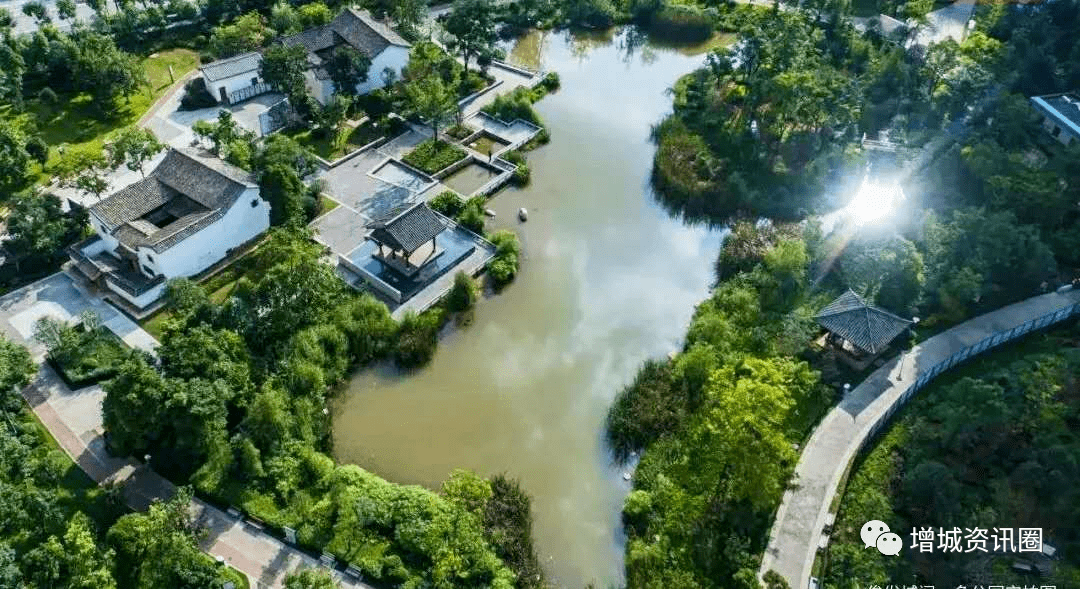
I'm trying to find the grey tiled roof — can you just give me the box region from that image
[1032,93,1080,131]
[816,290,913,355]
[199,51,262,82]
[369,203,446,253]
[90,148,257,253]
[278,8,409,79]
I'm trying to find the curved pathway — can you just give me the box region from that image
[760,287,1080,589]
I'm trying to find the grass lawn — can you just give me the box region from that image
[3,48,199,183]
[316,193,340,217]
[284,118,397,161]
[402,138,468,175]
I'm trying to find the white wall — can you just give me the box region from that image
[150,187,270,279]
[89,213,121,254]
[357,46,408,95]
[206,70,263,104]
[311,46,410,103]
[105,279,167,309]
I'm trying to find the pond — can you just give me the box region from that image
[332,28,724,588]
[466,131,512,156]
[443,161,502,196]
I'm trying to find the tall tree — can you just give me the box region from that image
[106,127,163,177]
[209,11,269,57]
[444,0,498,73]
[405,74,458,142]
[4,193,77,272]
[324,45,370,96]
[72,32,145,116]
[260,43,312,117]
[0,121,33,194]
[21,1,50,24]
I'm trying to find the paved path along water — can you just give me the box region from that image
[760,287,1080,589]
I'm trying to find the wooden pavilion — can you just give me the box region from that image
[368,203,447,277]
[816,290,913,368]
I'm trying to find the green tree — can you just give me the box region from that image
[0,335,35,411]
[405,74,459,142]
[106,127,163,177]
[5,192,76,272]
[296,1,331,28]
[0,121,33,194]
[102,355,168,455]
[260,164,309,226]
[260,42,312,117]
[55,148,111,201]
[445,271,479,312]
[444,0,498,73]
[56,0,77,20]
[210,11,269,57]
[22,1,50,24]
[107,487,223,588]
[72,32,145,116]
[324,45,370,96]
[269,0,299,34]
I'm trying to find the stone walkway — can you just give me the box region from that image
[21,364,375,589]
[0,272,158,357]
[760,287,1080,589]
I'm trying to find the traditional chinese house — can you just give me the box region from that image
[367,202,447,278]
[816,290,913,369]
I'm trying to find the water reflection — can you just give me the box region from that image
[333,29,723,588]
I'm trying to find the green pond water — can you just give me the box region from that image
[333,28,725,588]
[444,162,501,196]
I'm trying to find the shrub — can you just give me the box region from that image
[393,309,445,368]
[500,150,525,166]
[429,190,466,217]
[604,359,684,461]
[446,124,472,140]
[539,72,560,92]
[446,271,479,312]
[511,162,530,186]
[481,88,542,126]
[36,315,129,388]
[25,136,48,164]
[401,138,467,175]
[179,77,217,111]
[648,5,714,43]
[487,230,520,289]
[457,197,487,235]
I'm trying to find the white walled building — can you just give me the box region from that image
[278,8,410,104]
[198,52,266,105]
[68,148,270,311]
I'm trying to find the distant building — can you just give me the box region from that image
[1030,92,1080,146]
[278,8,411,104]
[197,9,410,106]
[68,148,270,312]
[198,51,266,105]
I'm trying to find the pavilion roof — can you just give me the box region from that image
[816,290,913,355]
[368,203,446,254]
